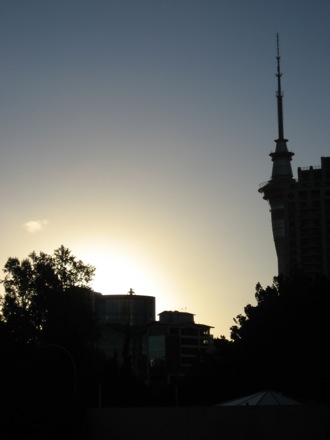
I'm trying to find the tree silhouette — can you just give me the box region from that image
[0,246,102,436]
[0,245,96,346]
[229,272,330,402]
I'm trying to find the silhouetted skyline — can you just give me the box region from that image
[1,1,329,337]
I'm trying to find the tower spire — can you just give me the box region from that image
[276,33,285,141]
[269,33,294,181]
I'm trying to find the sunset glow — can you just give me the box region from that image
[1,1,329,338]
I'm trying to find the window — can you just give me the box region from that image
[169,327,179,335]
[148,335,166,360]
[181,327,198,336]
[181,337,198,346]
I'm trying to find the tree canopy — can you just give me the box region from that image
[227,272,330,402]
[0,245,96,346]
[0,246,102,435]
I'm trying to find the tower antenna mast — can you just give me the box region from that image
[276,33,285,141]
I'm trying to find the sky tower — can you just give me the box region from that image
[259,35,330,278]
[258,35,296,276]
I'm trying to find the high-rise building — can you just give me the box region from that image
[147,310,213,384]
[94,289,155,376]
[259,36,330,278]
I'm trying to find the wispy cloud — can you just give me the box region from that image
[23,219,49,234]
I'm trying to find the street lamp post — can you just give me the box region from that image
[46,343,78,397]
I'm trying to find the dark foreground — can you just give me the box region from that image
[87,405,330,440]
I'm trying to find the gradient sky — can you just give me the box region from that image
[1,0,329,338]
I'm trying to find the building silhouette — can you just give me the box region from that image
[258,35,330,278]
[94,289,155,376]
[147,310,213,384]
[94,290,214,382]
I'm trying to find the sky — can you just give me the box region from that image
[1,0,329,338]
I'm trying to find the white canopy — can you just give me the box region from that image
[218,390,301,406]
